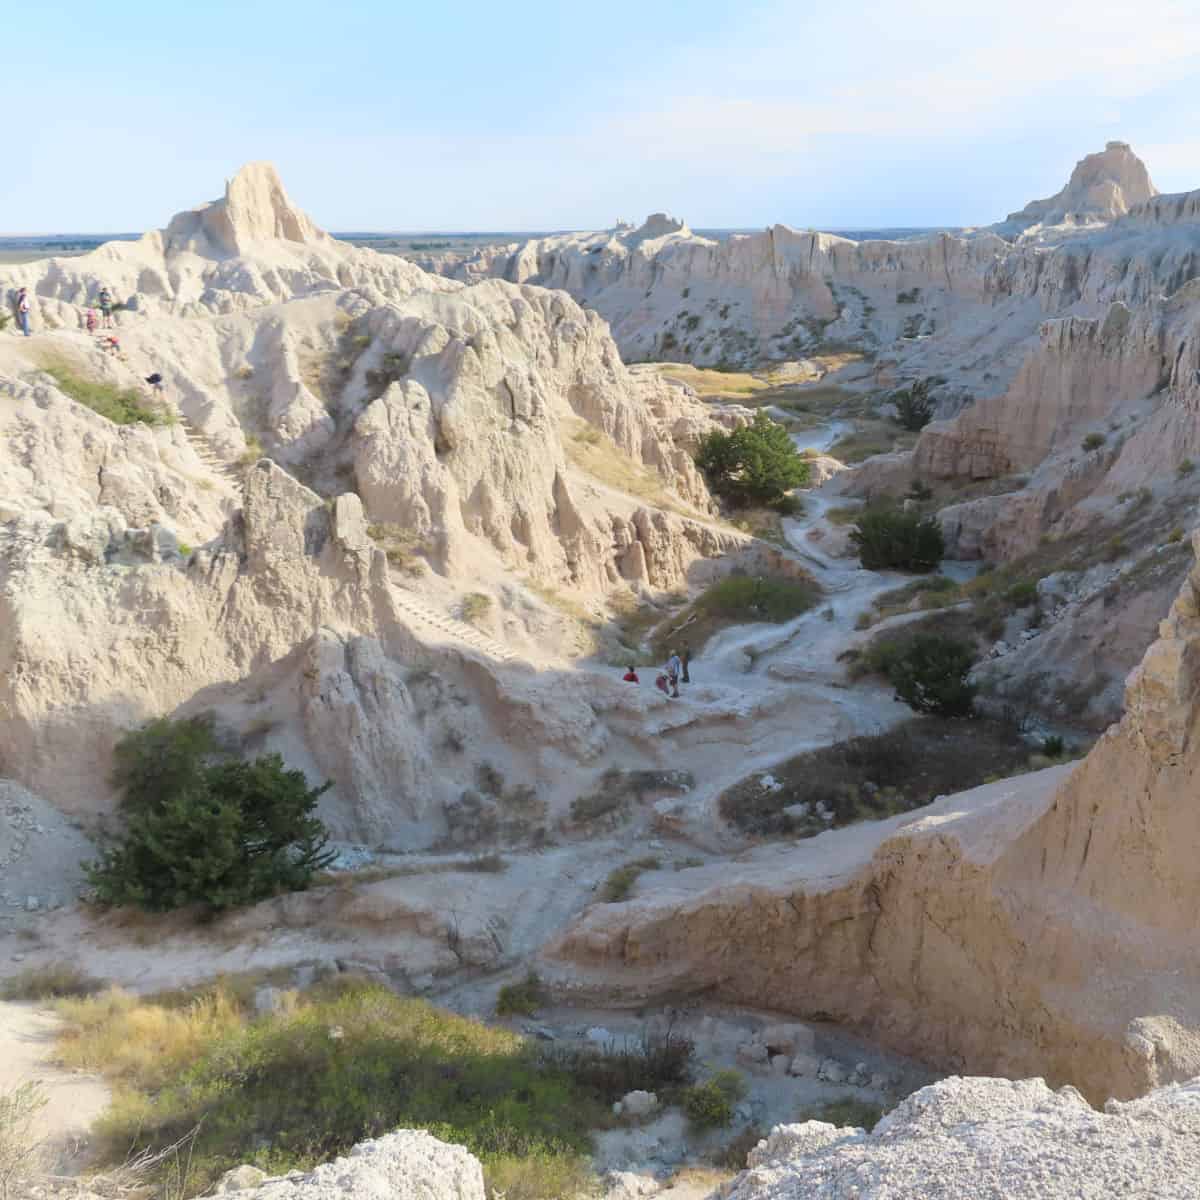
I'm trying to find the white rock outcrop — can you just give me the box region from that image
[218,1130,485,1200]
[723,1075,1200,1199]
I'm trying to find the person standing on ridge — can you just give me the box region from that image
[681,642,692,684]
[98,286,113,329]
[16,288,31,336]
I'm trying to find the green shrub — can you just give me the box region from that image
[1041,735,1065,757]
[695,574,820,623]
[496,971,544,1017]
[0,962,104,1002]
[886,634,976,717]
[41,360,168,426]
[1004,580,1038,607]
[1178,458,1195,477]
[1168,526,1185,543]
[86,716,335,912]
[695,410,811,507]
[600,857,660,903]
[461,592,492,624]
[239,434,264,465]
[850,508,944,571]
[682,1070,746,1129]
[1081,433,1105,452]
[893,379,934,432]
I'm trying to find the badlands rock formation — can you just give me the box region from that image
[0,164,741,840]
[416,143,1175,380]
[991,141,1158,239]
[547,533,1200,1104]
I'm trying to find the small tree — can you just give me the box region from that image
[887,634,976,717]
[850,508,944,571]
[696,410,810,507]
[87,716,335,912]
[893,379,934,432]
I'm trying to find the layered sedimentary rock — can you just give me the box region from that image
[417,145,1195,385]
[0,165,737,839]
[546,534,1200,1104]
[991,140,1158,239]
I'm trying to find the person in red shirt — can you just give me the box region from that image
[622,665,639,683]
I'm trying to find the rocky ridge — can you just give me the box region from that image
[0,165,745,842]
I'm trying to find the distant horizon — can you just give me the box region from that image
[0,223,961,240]
[6,0,1199,234]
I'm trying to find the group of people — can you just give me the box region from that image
[9,284,117,338]
[623,643,692,699]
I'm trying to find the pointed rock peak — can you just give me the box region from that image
[997,142,1158,236]
[164,161,330,259]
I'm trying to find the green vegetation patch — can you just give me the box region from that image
[649,570,820,660]
[599,857,662,903]
[695,410,811,507]
[57,980,629,1199]
[718,715,1045,838]
[56,980,698,1200]
[851,508,945,571]
[86,715,334,913]
[41,359,170,426]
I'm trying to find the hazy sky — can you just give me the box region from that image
[7,0,1200,233]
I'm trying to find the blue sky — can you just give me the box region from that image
[7,0,1200,233]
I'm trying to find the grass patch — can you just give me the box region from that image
[829,420,918,464]
[868,575,962,623]
[645,363,770,399]
[461,592,492,624]
[238,434,264,465]
[798,1097,884,1130]
[0,961,105,1002]
[648,570,820,660]
[568,769,694,829]
[40,359,170,426]
[367,523,428,576]
[730,503,799,547]
[52,978,646,1199]
[496,971,544,1017]
[599,857,661,903]
[718,716,1036,838]
[565,420,694,515]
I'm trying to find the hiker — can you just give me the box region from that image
[681,642,692,684]
[103,334,121,357]
[665,648,682,699]
[85,307,97,334]
[98,286,113,328]
[622,665,639,684]
[16,288,31,337]
[145,372,164,395]
[654,671,670,696]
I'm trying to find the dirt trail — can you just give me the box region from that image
[0,1001,109,1174]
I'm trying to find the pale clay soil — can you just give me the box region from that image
[0,411,959,1185]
